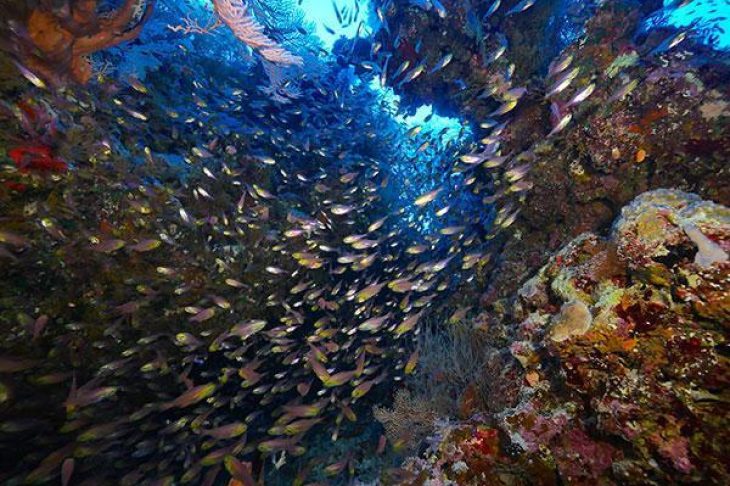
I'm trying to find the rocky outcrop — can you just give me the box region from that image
[371,1,730,309]
[395,190,729,485]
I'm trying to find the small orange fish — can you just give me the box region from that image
[161,383,216,410]
[0,230,29,247]
[282,400,326,418]
[282,417,322,435]
[257,437,302,454]
[61,458,74,486]
[394,312,422,337]
[202,422,248,440]
[0,356,38,373]
[351,379,374,398]
[324,370,355,388]
[189,307,216,323]
[324,458,348,477]
[224,456,255,486]
[377,434,387,454]
[129,239,161,252]
[64,377,117,413]
[405,350,419,374]
[90,238,126,253]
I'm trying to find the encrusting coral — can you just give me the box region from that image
[392,189,729,485]
[548,299,592,342]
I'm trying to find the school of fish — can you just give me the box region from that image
[0,0,721,484]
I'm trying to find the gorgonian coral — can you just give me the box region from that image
[212,0,302,66]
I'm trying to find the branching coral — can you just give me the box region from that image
[373,389,440,453]
[167,15,222,35]
[414,322,500,415]
[10,0,302,87]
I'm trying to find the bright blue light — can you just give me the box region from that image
[364,78,473,236]
[665,0,729,48]
[300,0,375,50]
[368,78,468,146]
[398,105,466,146]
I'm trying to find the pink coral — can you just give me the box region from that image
[212,0,302,66]
[554,427,620,481]
[652,434,694,474]
[513,408,570,453]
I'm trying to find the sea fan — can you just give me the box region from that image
[212,0,303,66]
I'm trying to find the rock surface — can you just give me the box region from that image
[394,189,729,485]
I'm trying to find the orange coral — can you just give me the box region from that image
[629,106,669,135]
[17,0,156,86]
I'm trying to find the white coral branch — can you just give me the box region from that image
[212,0,303,66]
[168,16,222,35]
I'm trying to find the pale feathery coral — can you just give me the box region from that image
[212,0,303,66]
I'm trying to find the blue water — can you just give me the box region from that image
[301,0,376,50]
[299,0,473,236]
[665,0,730,48]
[300,0,465,137]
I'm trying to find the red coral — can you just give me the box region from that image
[463,426,499,459]
[17,100,38,122]
[3,181,28,192]
[515,410,570,453]
[650,433,694,474]
[471,427,499,457]
[9,145,67,173]
[628,106,669,135]
[555,427,620,481]
[615,299,668,334]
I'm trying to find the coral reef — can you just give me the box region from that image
[0,1,727,484]
[395,189,729,485]
[371,0,730,309]
[484,14,730,304]
[374,389,440,453]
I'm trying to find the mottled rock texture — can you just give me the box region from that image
[395,190,729,485]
